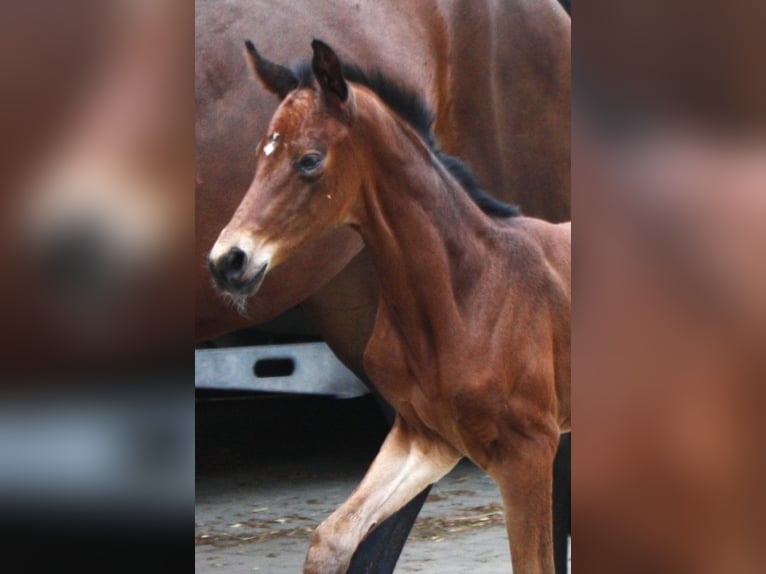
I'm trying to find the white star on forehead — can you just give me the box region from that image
[263,132,280,156]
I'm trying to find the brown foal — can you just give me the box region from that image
[208,41,571,574]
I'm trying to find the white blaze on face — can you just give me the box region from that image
[263,132,280,157]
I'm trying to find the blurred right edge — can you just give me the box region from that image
[573,1,766,573]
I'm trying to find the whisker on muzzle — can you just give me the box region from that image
[219,285,250,317]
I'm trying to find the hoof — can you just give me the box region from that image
[303,523,355,574]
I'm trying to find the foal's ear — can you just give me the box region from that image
[244,40,298,99]
[311,39,348,103]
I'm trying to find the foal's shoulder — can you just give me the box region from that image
[498,215,571,289]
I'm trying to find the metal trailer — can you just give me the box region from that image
[194,308,368,398]
[195,341,367,398]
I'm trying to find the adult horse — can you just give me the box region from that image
[7,0,193,377]
[208,40,571,572]
[196,0,570,571]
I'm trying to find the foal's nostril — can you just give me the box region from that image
[209,246,255,291]
[208,246,249,288]
[222,247,247,280]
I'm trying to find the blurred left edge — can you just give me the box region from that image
[0,1,194,572]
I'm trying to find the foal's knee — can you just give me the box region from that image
[303,518,356,574]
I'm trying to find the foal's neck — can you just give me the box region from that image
[353,100,499,343]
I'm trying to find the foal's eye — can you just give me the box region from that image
[295,153,325,177]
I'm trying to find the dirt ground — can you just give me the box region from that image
[195,393,570,573]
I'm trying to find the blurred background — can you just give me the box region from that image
[1,0,193,380]
[574,1,766,572]
[0,1,193,571]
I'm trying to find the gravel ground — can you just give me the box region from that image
[195,393,569,573]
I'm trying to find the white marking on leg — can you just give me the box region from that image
[303,418,461,573]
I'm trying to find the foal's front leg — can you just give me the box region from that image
[492,426,559,574]
[304,415,461,574]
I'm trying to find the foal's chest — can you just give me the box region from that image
[363,301,478,443]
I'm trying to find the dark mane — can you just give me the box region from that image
[293,60,520,219]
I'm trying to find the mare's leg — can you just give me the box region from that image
[304,416,461,574]
[491,428,559,574]
[552,433,571,574]
[346,487,432,573]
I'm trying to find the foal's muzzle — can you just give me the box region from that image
[208,247,268,295]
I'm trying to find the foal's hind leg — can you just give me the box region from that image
[491,428,559,574]
[304,415,461,574]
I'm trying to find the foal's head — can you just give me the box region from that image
[208,40,368,298]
